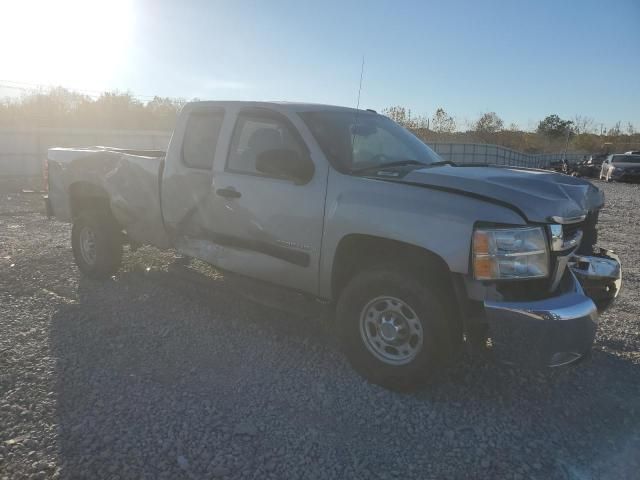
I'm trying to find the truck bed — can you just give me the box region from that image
[47,146,171,248]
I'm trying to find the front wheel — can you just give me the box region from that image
[337,266,451,390]
[71,210,123,279]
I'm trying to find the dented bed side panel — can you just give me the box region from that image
[47,147,171,248]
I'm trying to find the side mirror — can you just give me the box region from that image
[256,149,314,184]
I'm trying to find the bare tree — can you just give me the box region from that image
[607,121,622,136]
[474,112,504,134]
[627,122,635,136]
[572,115,595,134]
[431,107,456,133]
[381,106,429,129]
[382,105,410,125]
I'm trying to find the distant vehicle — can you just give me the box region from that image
[45,101,622,389]
[624,150,640,155]
[573,154,606,178]
[600,154,640,182]
[567,157,587,177]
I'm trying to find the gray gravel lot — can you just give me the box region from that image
[1,181,639,480]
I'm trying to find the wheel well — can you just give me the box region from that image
[68,182,111,219]
[331,234,463,347]
[331,234,453,299]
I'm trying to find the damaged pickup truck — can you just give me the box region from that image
[46,101,622,389]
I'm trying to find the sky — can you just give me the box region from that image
[0,0,638,130]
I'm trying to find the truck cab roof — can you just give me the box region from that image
[183,100,373,115]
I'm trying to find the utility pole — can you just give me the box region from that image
[562,125,572,163]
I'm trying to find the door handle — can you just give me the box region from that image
[216,187,241,199]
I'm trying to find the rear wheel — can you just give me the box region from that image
[72,210,123,279]
[337,266,451,390]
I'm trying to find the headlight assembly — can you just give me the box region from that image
[472,227,549,280]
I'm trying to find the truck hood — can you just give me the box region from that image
[400,165,604,223]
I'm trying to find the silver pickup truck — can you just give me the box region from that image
[46,101,622,389]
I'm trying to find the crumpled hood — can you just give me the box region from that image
[402,165,604,223]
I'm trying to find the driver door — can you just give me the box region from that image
[204,108,328,294]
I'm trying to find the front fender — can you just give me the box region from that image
[318,170,526,299]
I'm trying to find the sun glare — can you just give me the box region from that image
[0,0,134,92]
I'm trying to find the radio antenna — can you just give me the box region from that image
[350,55,366,165]
[355,55,365,110]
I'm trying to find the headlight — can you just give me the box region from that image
[472,227,549,280]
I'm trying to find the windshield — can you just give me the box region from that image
[612,155,640,164]
[299,110,442,172]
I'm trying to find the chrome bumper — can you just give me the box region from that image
[484,249,622,367]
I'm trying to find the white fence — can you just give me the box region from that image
[430,143,585,168]
[0,128,585,191]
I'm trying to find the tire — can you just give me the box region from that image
[71,210,123,279]
[336,266,451,390]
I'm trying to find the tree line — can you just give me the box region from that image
[382,106,639,154]
[0,87,186,131]
[1,87,638,154]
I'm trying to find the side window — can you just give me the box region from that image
[182,111,225,169]
[227,114,304,175]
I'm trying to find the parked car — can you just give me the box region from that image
[600,153,640,182]
[45,101,622,389]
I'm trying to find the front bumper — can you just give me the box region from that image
[484,250,622,367]
[569,249,622,311]
[612,169,640,181]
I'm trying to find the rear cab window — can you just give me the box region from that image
[182,110,225,169]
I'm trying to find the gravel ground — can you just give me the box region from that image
[1,181,639,480]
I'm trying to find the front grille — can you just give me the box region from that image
[560,210,598,255]
[496,278,554,301]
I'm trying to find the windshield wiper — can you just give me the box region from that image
[351,159,426,173]
[424,160,456,167]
